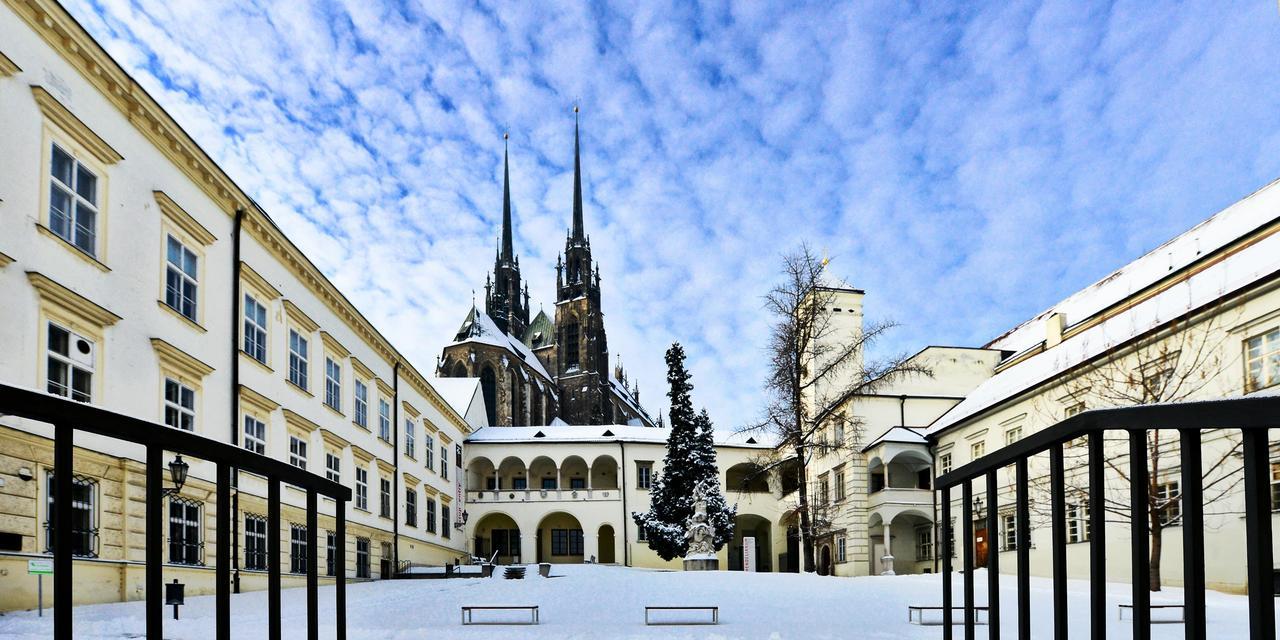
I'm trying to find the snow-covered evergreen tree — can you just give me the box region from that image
[632,343,735,560]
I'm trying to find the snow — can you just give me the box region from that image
[862,426,928,450]
[467,424,773,448]
[0,565,1267,639]
[449,308,556,385]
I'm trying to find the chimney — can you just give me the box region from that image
[1045,313,1066,348]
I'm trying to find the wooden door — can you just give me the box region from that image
[974,527,989,567]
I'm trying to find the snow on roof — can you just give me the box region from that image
[862,426,928,452]
[429,377,481,420]
[450,307,556,385]
[607,371,649,421]
[930,186,1280,436]
[465,425,775,448]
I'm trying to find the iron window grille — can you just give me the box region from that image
[244,514,268,571]
[168,496,204,566]
[44,472,98,558]
[355,537,370,578]
[289,524,308,574]
[326,531,337,577]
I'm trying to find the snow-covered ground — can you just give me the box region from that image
[0,565,1265,639]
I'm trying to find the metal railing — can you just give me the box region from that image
[0,383,352,640]
[934,394,1280,640]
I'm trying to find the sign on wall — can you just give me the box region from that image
[743,536,756,573]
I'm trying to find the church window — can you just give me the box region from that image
[480,367,497,425]
[565,324,579,368]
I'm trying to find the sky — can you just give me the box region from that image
[65,0,1280,429]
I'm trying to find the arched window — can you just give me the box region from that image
[480,366,497,426]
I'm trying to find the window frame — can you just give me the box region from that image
[42,138,106,261]
[287,329,310,392]
[244,514,268,571]
[168,497,204,566]
[355,467,369,511]
[353,379,369,429]
[161,232,201,325]
[405,489,417,527]
[45,321,95,403]
[325,451,341,483]
[243,414,267,455]
[242,292,269,365]
[289,435,308,470]
[43,471,98,558]
[1246,328,1280,392]
[378,399,392,443]
[425,497,437,534]
[163,377,197,432]
[289,524,308,574]
[324,357,343,413]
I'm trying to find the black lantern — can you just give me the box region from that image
[163,455,189,497]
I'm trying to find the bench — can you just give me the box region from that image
[460,605,539,625]
[907,606,990,626]
[1119,604,1185,623]
[645,606,719,625]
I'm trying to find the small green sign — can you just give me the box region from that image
[28,559,53,575]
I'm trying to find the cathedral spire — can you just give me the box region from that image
[501,132,514,261]
[571,106,585,241]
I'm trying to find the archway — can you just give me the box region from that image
[451,360,467,378]
[819,544,833,576]
[474,512,522,564]
[598,524,616,564]
[467,456,496,492]
[536,512,585,564]
[559,455,589,491]
[480,366,497,426]
[729,514,773,571]
[497,456,528,491]
[529,456,557,491]
[590,454,619,490]
[725,463,769,494]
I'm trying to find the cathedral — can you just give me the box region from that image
[437,115,654,428]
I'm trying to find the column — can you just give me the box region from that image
[881,522,896,576]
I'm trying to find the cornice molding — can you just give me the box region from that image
[0,50,20,76]
[402,472,422,487]
[350,445,374,464]
[150,337,214,381]
[240,261,281,300]
[349,356,374,380]
[154,190,216,246]
[30,85,122,164]
[282,299,319,334]
[375,378,394,399]
[320,331,350,359]
[401,400,420,418]
[26,270,121,327]
[282,408,321,435]
[319,428,351,451]
[239,384,279,415]
[376,459,394,475]
[0,251,14,268]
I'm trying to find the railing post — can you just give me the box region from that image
[1128,430,1150,640]
[942,487,953,639]
[1242,428,1276,640]
[146,446,163,640]
[268,479,281,640]
[1179,429,1205,640]
[54,423,73,640]
[216,462,231,640]
[307,488,319,640]
[336,497,347,640]
[1087,432,1106,640]
[1015,459,1030,640]
[1050,443,1067,640]
[963,480,975,640]
[985,470,1000,640]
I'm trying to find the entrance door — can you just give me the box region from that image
[974,527,989,568]
[819,545,833,576]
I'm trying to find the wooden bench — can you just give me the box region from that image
[460,605,539,625]
[907,605,990,626]
[645,606,719,625]
[1119,604,1185,623]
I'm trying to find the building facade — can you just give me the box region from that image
[0,0,469,612]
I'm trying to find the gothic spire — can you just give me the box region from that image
[571,106,585,241]
[501,132,514,261]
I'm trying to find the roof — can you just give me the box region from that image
[862,426,928,452]
[523,309,555,350]
[929,179,1280,436]
[465,425,776,448]
[429,377,481,420]
[449,307,555,384]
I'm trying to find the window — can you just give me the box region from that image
[441,447,449,480]
[169,498,203,565]
[565,324,579,368]
[1004,426,1023,446]
[243,294,268,363]
[637,463,652,490]
[1067,501,1091,543]
[355,537,370,578]
[938,452,952,476]
[164,235,199,321]
[570,477,586,490]
[288,329,309,390]
[245,514,267,571]
[1065,402,1088,447]
[1272,461,1280,511]
[424,434,434,470]
[947,518,956,558]
[355,467,369,511]
[326,531,337,577]
[405,490,417,527]
[637,526,648,542]
[325,358,342,412]
[326,452,341,483]
[354,380,368,429]
[551,529,583,555]
[426,498,437,534]
[542,477,557,490]
[1246,328,1280,391]
[833,419,845,447]
[289,435,307,469]
[834,469,846,501]
[405,419,418,458]
[819,476,830,505]
[380,478,391,518]
[970,440,985,460]
[290,525,308,574]
[243,415,266,455]
[1156,481,1181,526]
[512,477,527,490]
[44,472,97,557]
[48,143,99,256]
[163,378,196,431]
[837,537,847,563]
[442,506,451,539]
[1002,513,1018,551]
[378,400,391,442]
[46,323,93,402]
[916,527,934,561]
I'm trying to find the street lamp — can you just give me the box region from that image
[456,510,469,529]
[163,455,189,497]
[973,495,986,521]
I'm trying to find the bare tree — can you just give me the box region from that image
[1029,311,1242,591]
[748,244,926,572]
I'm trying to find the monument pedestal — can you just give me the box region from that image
[683,555,719,571]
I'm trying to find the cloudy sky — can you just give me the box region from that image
[67,0,1280,428]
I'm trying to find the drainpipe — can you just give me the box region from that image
[899,395,906,428]
[392,361,400,575]
[618,439,629,567]
[230,207,244,593]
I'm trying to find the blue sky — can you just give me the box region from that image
[68,0,1280,428]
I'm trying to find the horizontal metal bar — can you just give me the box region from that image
[0,384,349,501]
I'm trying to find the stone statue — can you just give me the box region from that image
[682,479,719,570]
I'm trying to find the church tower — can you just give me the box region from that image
[485,134,530,337]
[554,109,610,424]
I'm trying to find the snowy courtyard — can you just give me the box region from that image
[0,564,1266,639]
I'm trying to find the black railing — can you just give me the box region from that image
[934,394,1280,640]
[0,382,351,640]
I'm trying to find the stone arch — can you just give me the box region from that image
[597,524,616,564]
[535,511,585,564]
[529,456,557,490]
[466,456,495,491]
[729,513,773,572]
[497,456,528,491]
[474,512,523,564]
[559,455,589,491]
[451,359,468,378]
[590,454,619,490]
[725,462,769,493]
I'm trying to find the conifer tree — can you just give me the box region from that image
[632,343,735,560]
